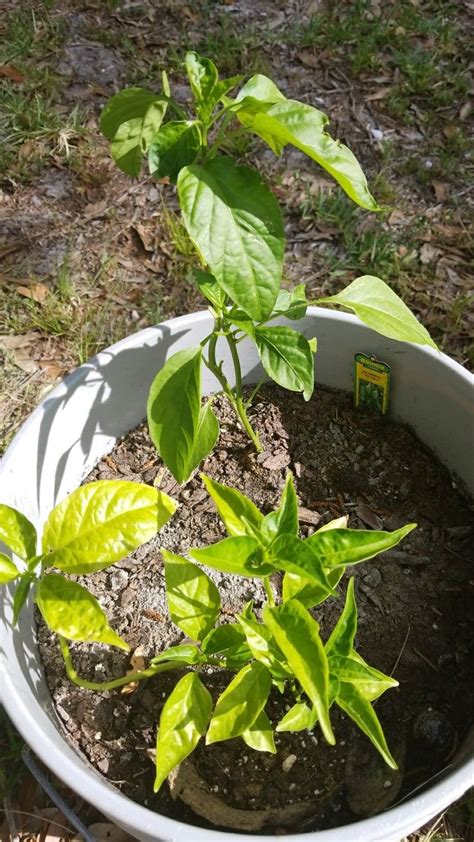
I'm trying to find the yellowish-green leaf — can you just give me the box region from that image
[0,553,21,584]
[276,701,318,733]
[190,535,273,577]
[242,710,276,753]
[201,474,263,537]
[336,682,398,769]
[163,549,220,641]
[305,523,416,570]
[263,600,334,744]
[207,662,271,744]
[154,672,212,791]
[35,573,128,649]
[318,276,438,349]
[235,78,377,210]
[0,504,37,560]
[42,480,177,574]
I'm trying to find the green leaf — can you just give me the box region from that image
[190,536,273,577]
[235,75,286,107]
[270,284,308,321]
[270,534,334,594]
[193,269,227,309]
[200,475,263,537]
[147,347,203,484]
[101,88,168,176]
[318,276,438,349]
[202,623,252,667]
[163,549,220,641]
[325,577,357,657]
[276,702,318,733]
[263,600,334,744]
[186,52,219,104]
[189,401,220,475]
[42,481,177,574]
[282,567,344,608]
[237,612,290,679]
[0,504,37,560]
[35,574,128,650]
[148,121,201,182]
[282,519,347,606]
[330,653,398,701]
[317,515,349,532]
[154,672,212,792]
[151,644,203,666]
[235,85,378,211]
[242,710,276,753]
[305,523,416,570]
[0,553,20,584]
[261,472,298,544]
[206,662,271,744]
[12,574,33,625]
[255,326,314,400]
[178,156,284,320]
[336,682,397,769]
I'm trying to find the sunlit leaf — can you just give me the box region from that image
[154,672,212,791]
[0,504,37,560]
[35,574,128,649]
[207,662,271,744]
[235,78,378,210]
[263,600,334,744]
[163,549,220,641]
[325,577,357,657]
[201,474,263,537]
[318,276,438,348]
[42,481,177,574]
[271,534,334,594]
[336,682,397,769]
[261,472,298,545]
[190,535,273,577]
[148,120,201,182]
[305,523,416,570]
[178,156,284,320]
[276,701,318,733]
[255,326,315,400]
[151,644,203,666]
[242,710,276,753]
[237,612,290,679]
[0,553,20,584]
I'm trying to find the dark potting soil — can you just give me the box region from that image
[37,384,474,834]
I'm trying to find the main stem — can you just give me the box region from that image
[204,320,263,452]
[58,636,179,692]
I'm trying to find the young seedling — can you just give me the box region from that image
[1,474,415,791]
[101,53,437,484]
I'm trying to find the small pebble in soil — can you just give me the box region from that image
[282,754,297,772]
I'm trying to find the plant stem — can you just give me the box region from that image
[225,330,263,452]
[263,576,276,607]
[244,377,266,408]
[58,636,179,692]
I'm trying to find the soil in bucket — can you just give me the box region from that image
[37,384,474,833]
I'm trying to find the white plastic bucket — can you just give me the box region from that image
[1,308,473,842]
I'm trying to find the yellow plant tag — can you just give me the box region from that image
[354,352,391,414]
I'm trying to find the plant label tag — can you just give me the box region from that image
[354,352,391,414]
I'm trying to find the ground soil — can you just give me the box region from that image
[37,384,474,834]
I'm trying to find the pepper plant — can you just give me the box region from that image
[1,473,414,791]
[101,52,437,484]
